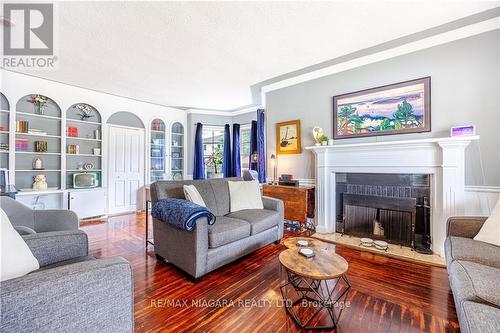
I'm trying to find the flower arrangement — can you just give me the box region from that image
[75,104,94,121]
[29,95,48,114]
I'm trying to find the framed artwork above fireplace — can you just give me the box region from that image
[333,77,431,139]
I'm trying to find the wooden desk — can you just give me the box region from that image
[262,185,315,224]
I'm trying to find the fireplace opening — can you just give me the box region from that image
[336,173,432,254]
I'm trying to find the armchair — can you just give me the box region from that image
[0,230,134,333]
[0,196,78,234]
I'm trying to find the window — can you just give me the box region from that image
[239,124,251,170]
[203,126,224,178]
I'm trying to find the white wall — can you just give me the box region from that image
[1,70,187,213]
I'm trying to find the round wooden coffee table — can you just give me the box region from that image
[279,238,351,330]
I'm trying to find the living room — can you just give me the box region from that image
[1,2,499,333]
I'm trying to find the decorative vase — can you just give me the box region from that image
[33,158,43,170]
[328,139,334,145]
[35,103,46,115]
[315,142,321,146]
[32,175,48,191]
[321,141,328,146]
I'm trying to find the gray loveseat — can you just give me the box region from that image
[444,216,500,333]
[1,197,134,332]
[150,177,284,279]
[0,196,79,234]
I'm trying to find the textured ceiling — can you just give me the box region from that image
[8,1,499,110]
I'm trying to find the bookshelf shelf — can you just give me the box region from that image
[17,169,60,172]
[14,94,63,190]
[66,118,101,125]
[66,103,102,189]
[149,119,167,182]
[16,112,61,121]
[16,132,61,138]
[67,154,101,157]
[0,93,10,170]
[16,151,61,155]
[66,137,102,142]
[170,122,184,180]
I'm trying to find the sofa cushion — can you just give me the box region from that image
[445,236,500,269]
[226,209,279,235]
[449,260,500,308]
[208,217,250,248]
[461,301,500,333]
[228,181,263,213]
[183,185,206,207]
[1,208,40,282]
[474,199,500,246]
[208,178,233,216]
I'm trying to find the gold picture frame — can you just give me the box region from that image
[276,119,301,155]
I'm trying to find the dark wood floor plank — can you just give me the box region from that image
[81,212,459,333]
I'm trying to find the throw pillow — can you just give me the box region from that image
[228,180,263,212]
[0,208,39,282]
[474,199,500,246]
[183,185,206,207]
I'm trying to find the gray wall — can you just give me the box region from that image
[186,112,256,176]
[266,30,500,186]
[107,111,144,128]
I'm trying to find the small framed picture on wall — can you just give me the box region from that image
[276,119,301,154]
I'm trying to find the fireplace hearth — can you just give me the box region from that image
[336,173,431,252]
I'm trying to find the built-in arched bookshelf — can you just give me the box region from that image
[14,94,62,191]
[0,92,10,169]
[171,122,184,180]
[150,119,166,182]
[65,103,102,189]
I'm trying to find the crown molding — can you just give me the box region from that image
[187,105,260,117]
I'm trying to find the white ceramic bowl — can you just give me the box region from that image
[374,240,388,250]
[300,248,314,256]
[297,240,309,247]
[360,238,374,247]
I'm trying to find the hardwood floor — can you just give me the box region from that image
[82,212,459,333]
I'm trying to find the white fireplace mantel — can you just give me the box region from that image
[306,136,480,256]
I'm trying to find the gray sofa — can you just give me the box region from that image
[150,177,284,279]
[444,216,500,333]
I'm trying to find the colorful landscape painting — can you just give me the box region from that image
[333,77,431,139]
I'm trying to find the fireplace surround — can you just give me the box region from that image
[336,173,431,251]
[306,136,479,256]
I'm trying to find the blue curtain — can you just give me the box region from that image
[232,123,241,177]
[193,123,205,179]
[222,124,232,178]
[256,109,266,183]
[249,120,258,171]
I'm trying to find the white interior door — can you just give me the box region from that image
[108,126,145,214]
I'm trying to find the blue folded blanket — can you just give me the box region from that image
[151,198,216,231]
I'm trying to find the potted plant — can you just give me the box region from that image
[318,134,329,146]
[205,146,223,178]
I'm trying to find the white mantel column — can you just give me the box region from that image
[433,139,473,254]
[312,149,336,233]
